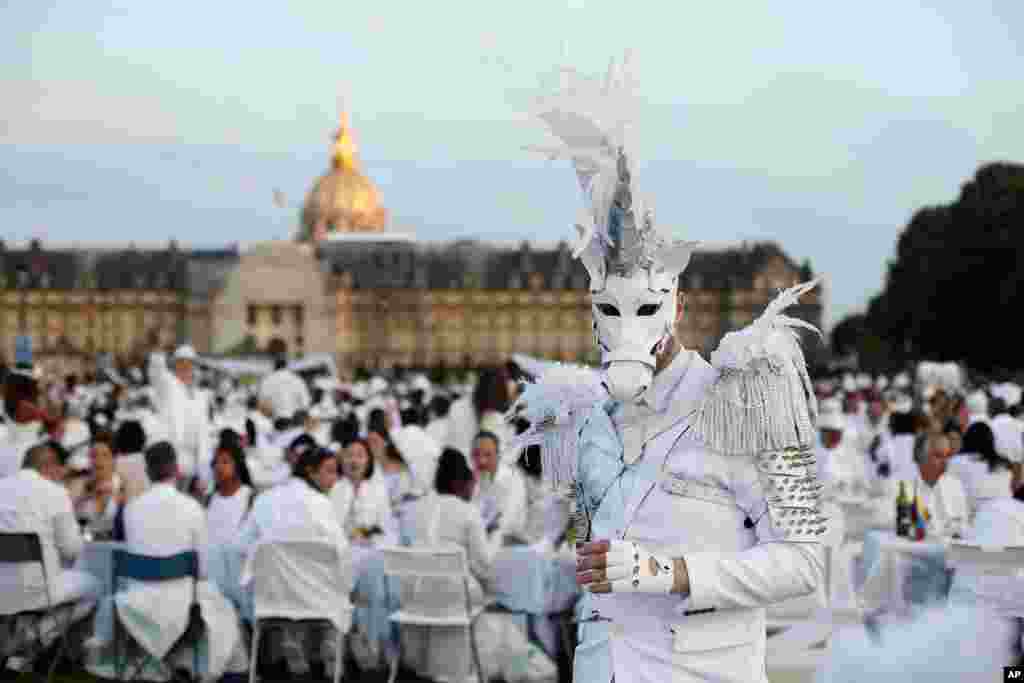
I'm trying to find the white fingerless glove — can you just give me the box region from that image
[599,540,675,594]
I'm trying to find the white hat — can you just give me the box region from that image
[368,376,389,396]
[856,373,872,390]
[817,412,845,432]
[842,374,857,393]
[894,373,911,389]
[820,398,842,416]
[889,394,913,414]
[173,344,198,361]
[875,376,889,391]
[410,374,431,393]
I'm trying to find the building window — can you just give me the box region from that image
[15,268,28,289]
[247,305,257,326]
[39,272,52,289]
[271,306,282,326]
[293,306,304,327]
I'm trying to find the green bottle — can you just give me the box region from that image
[895,481,912,537]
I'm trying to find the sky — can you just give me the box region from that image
[3,1,1023,328]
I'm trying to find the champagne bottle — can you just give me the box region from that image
[912,481,926,541]
[895,481,911,538]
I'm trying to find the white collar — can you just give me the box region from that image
[638,348,694,414]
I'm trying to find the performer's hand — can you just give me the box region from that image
[576,539,680,595]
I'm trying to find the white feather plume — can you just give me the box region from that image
[694,280,821,456]
[504,361,606,488]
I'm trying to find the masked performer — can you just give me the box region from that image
[509,53,829,683]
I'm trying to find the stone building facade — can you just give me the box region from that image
[0,237,821,376]
[0,117,822,376]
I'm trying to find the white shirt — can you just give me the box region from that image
[331,477,391,535]
[0,469,85,608]
[148,353,211,482]
[871,468,969,533]
[473,462,528,547]
[258,369,311,422]
[123,481,208,577]
[990,414,1024,464]
[0,421,45,478]
[237,477,347,561]
[206,485,253,547]
[947,454,1014,510]
[401,493,495,595]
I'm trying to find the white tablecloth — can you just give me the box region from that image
[862,530,950,610]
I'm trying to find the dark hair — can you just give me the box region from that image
[961,421,1011,472]
[888,411,917,436]
[287,433,319,459]
[218,428,244,452]
[473,366,512,418]
[400,407,423,428]
[213,438,253,488]
[245,417,257,448]
[114,420,146,455]
[435,448,473,496]
[294,447,336,492]
[3,372,38,421]
[474,430,500,453]
[331,415,359,447]
[274,357,287,371]
[429,394,451,419]
[344,438,374,479]
[367,408,389,438]
[144,441,178,482]
[47,440,70,467]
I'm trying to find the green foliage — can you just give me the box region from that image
[841,162,1024,372]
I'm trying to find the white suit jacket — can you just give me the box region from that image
[0,469,85,609]
[147,353,211,483]
[575,350,826,683]
[123,482,209,577]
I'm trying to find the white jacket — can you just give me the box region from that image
[575,350,826,683]
[148,353,212,483]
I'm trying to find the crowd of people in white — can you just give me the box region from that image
[3,348,1024,681]
[0,347,569,682]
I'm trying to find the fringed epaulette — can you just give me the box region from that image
[504,362,606,491]
[692,280,821,457]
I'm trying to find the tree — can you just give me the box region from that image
[863,162,1024,371]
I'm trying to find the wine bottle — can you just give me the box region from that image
[895,481,911,538]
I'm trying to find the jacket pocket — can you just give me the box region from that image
[670,610,758,652]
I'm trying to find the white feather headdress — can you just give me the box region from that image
[528,52,697,289]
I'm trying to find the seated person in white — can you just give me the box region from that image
[206,438,254,548]
[330,438,391,543]
[367,429,415,508]
[0,440,100,609]
[870,432,968,534]
[471,430,527,548]
[123,441,208,575]
[398,448,496,682]
[236,444,349,678]
[74,438,123,540]
[947,421,1015,518]
[112,420,149,502]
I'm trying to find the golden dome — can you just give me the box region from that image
[299,111,387,241]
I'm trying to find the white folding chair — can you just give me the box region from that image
[247,540,353,683]
[0,532,86,682]
[379,545,486,683]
